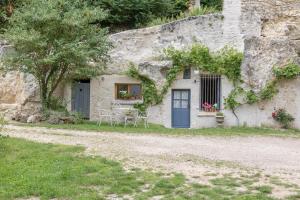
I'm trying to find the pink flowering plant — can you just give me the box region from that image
[202,102,218,112]
[272,108,294,129]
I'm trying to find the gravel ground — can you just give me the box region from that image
[4,125,300,198]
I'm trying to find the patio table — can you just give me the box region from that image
[112,108,138,126]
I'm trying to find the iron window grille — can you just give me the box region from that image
[200,74,221,112]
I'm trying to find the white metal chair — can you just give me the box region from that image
[124,109,138,127]
[98,109,114,126]
[136,111,149,128]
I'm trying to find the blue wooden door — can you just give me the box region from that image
[72,80,90,119]
[172,89,190,128]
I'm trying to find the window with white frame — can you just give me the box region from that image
[200,74,221,112]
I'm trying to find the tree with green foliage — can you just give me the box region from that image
[201,0,223,10]
[88,0,189,31]
[0,0,31,32]
[1,0,111,110]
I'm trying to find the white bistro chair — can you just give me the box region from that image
[136,111,149,128]
[124,109,138,127]
[98,109,114,126]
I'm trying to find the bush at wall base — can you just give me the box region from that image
[272,108,295,129]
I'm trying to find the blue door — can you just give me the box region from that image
[72,80,90,119]
[172,89,190,128]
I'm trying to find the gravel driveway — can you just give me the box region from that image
[4,125,300,197]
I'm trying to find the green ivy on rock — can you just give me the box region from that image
[273,63,300,80]
[126,44,243,112]
[126,43,299,123]
[226,62,300,121]
[165,44,243,84]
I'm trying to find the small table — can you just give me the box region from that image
[113,108,138,127]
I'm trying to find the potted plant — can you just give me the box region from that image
[216,112,224,127]
[203,102,212,112]
[119,90,127,99]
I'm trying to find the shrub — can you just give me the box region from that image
[48,97,68,113]
[69,112,84,124]
[272,108,295,129]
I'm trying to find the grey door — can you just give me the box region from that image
[172,89,190,128]
[72,80,90,119]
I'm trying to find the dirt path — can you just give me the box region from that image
[4,125,300,197]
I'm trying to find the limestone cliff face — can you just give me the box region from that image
[0,43,40,117]
[238,0,300,128]
[241,0,300,89]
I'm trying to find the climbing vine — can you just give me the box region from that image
[225,62,300,123]
[126,64,160,112]
[126,43,300,122]
[126,44,243,112]
[165,44,243,84]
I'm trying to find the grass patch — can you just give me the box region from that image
[255,186,273,194]
[18,120,300,137]
[0,137,284,200]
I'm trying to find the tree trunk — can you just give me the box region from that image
[40,81,49,111]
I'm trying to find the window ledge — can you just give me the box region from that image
[113,100,143,105]
[198,112,216,117]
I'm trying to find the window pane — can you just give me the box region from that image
[117,84,129,99]
[173,100,181,108]
[130,84,141,99]
[183,68,191,79]
[181,100,189,108]
[173,91,181,99]
[181,91,189,100]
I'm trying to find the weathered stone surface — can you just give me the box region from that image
[0,44,40,118]
[241,37,298,90]
[27,114,43,123]
[138,61,172,86]
[107,12,241,74]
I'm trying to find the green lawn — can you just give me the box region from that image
[2,137,298,200]
[21,121,300,137]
